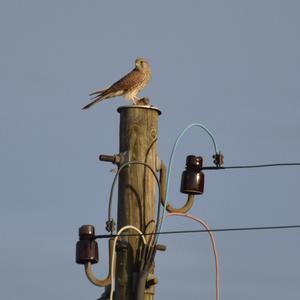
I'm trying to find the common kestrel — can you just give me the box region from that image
[82,58,151,110]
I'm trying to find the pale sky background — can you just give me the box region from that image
[1,1,300,299]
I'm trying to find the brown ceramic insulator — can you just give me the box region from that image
[76,225,99,264]
[180,155,205,195]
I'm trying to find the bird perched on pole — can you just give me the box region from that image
[82,58,151,110]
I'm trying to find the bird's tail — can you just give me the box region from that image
[82,97,104,110]
[89,88,106,97]
[82,87,123,110]
[82,88,107,110]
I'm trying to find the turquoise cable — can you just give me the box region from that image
[156,123,219,243]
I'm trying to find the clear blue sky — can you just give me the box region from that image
[1,1,299,299]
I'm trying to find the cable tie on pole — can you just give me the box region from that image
[106,219,116,233]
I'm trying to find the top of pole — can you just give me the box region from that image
[117,105,162,115]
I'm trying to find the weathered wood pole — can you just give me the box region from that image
[115,105,161,300]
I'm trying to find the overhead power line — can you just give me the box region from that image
[202,162,300,170]
[95,224,300,239]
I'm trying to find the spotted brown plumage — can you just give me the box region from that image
[82,58,151,110]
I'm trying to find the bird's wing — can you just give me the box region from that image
[87,68,144,102]
[105,68,143,93]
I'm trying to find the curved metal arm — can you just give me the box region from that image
[166,194,196,213]
[159,160,196,213]
[84,238,113,287]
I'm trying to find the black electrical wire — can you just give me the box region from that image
[94,224,300,239]
[202,162,300,170]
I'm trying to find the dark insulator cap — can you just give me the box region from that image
[186,155,203,170]
[79,225,95,240]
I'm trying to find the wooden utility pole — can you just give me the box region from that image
[115,105,161,300]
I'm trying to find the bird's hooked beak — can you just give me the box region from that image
[135,59,142,68]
